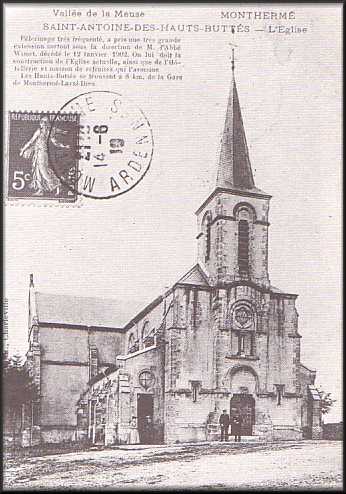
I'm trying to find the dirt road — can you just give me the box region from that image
[4,440,342,490]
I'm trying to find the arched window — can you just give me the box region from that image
[142,322,150,341]
[142,322,155,348]
[238,220,249,274]
[128,333,137,353]
[201,212,212,263]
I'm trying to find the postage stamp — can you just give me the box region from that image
[6,111,80,202]
[51,91,154,199]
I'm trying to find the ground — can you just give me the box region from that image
[3,440,342,490]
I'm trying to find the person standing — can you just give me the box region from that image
[232,414,243,442]
[143,415,153,444]
[128,416,140,444]
[219,409,230,442]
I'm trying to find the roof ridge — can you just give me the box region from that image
[36,291,124,303]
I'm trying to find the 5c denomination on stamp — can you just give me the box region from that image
[7,111,80,202]
[51,91,154,199]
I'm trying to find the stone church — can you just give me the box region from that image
[24,63,322,446]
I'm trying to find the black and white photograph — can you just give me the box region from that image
[3,3,342,490]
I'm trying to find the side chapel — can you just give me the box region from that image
[24,59,322,446]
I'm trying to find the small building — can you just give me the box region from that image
[24,62,322,446]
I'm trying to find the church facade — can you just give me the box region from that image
[24,65,322,446]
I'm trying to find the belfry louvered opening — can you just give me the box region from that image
[205,217,211,262]
[238,220,249,274]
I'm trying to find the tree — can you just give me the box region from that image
[316,386,336,416]
[3,354,39,447]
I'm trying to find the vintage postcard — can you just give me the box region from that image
[3,2,342,491]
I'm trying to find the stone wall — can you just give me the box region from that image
[164,392,213,443]
[36,325,124,442]
[196,191,271,287]
[40,326,124,364]
[125,294,174,353]
[40,427,76,444]
[162,279,307,443]
[40,364,88,427]
[116,344,165,444]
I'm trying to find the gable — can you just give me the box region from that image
[177,264,210,287]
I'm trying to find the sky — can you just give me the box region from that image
[4,4,342,421]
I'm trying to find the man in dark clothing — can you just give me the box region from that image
[143,416,153,444]
[219,410,230,441]
[232,414,243,442]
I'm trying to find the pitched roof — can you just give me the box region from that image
[270,285,284,294]
[177,264,210,287]
[216,69,267,195]
[35,292,143,329]
[300,362,316,374]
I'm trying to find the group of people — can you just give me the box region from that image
[128,415,154,445]
[219,410,243,442]
[128,411,243,444]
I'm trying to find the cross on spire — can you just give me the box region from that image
[229,42,237,76]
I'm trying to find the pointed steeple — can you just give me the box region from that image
[216,51,255,190]
[28,273,38,335]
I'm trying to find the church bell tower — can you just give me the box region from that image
[196,52,271,289]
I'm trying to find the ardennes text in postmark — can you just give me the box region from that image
[51,91,154,199]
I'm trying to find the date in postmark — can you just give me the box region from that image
[50,91,154,199]
[6,111,79,202]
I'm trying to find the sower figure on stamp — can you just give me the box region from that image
[20,116,69,196]
[219,409,230,442]
[232,414,243,442]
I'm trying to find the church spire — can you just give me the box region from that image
[28,273,38,335]
[216,51,255,190]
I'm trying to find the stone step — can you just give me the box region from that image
[208,435,263,444]
[221,436,262,443]
[110,437,262,450]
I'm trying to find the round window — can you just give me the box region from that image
[235,306,252,326]
[139,370,155,390]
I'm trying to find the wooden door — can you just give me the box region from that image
[137,394,154,444]
[230,394,255,436]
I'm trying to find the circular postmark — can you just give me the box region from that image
[49,91,154,199]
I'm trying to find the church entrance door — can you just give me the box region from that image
[230,394,255,436]
[137,394,154,444]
